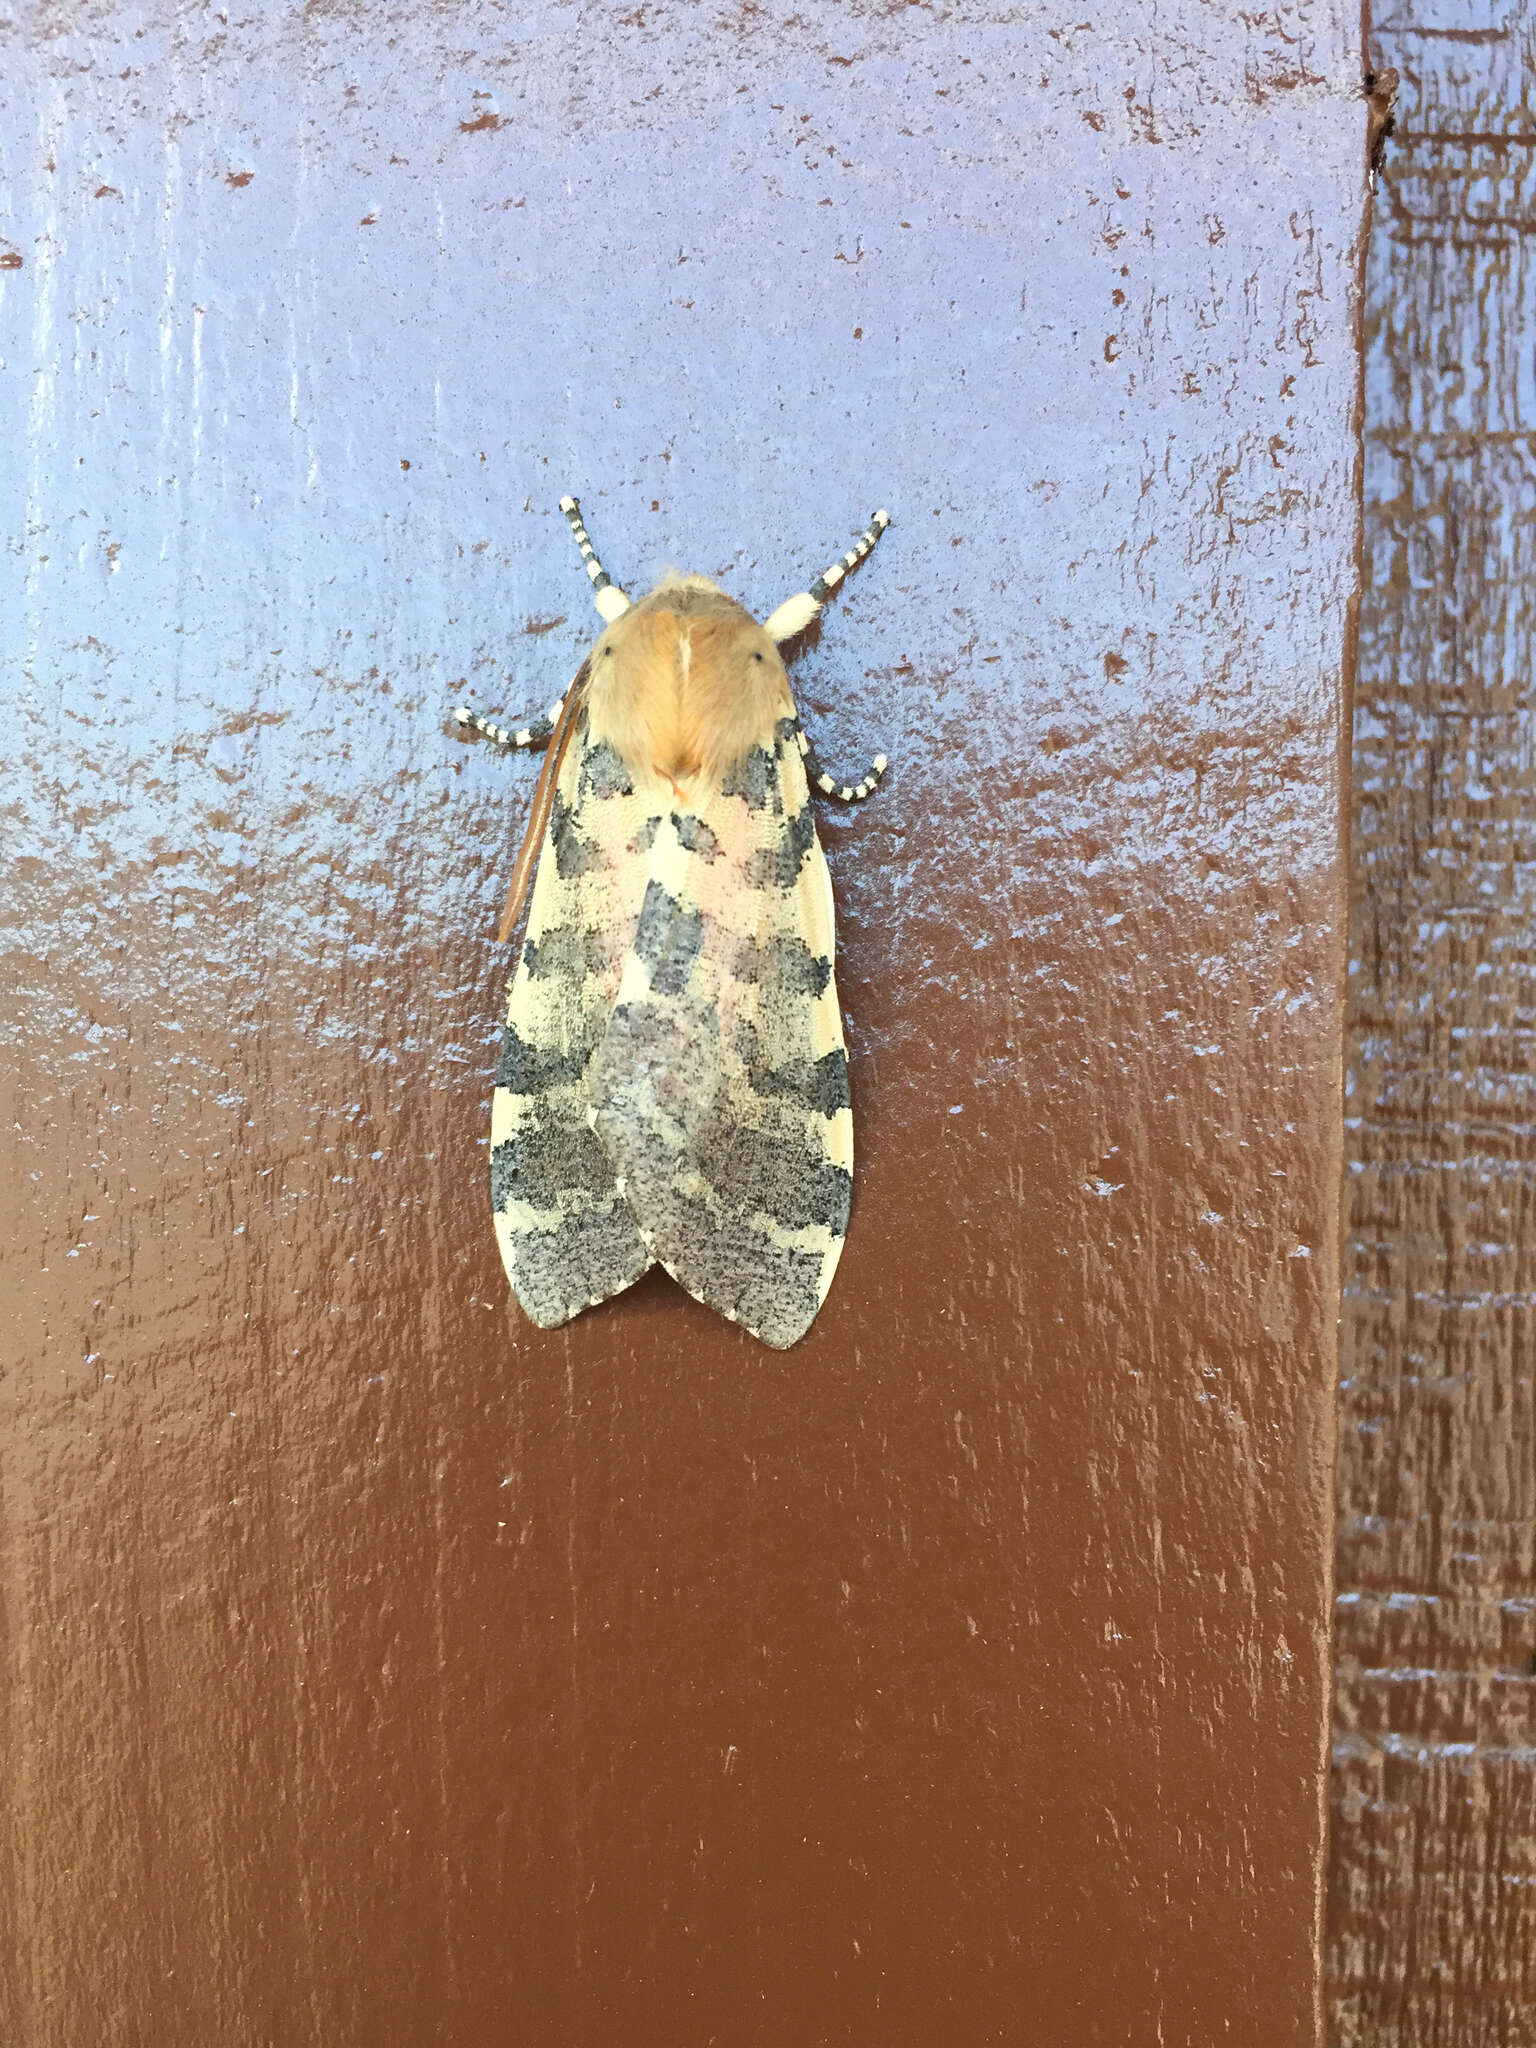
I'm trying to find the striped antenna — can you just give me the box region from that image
[560,496,631,622]
[763,508,890,644]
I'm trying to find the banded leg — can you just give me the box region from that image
[795,719,889,803]
[764,508,891,644]
[560,495,632,622]
[453,694,570,752]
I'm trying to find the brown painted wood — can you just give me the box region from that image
[2,5,1364,2041]
[1330,6,1536,2042]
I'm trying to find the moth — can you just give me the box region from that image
[454,496,889,1349]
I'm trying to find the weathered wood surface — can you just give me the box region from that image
[2,3,1364,2041]
[1331,4,1536,2042]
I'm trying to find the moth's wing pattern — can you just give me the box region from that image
[491,715,663,1326]
[589,716,852,1349]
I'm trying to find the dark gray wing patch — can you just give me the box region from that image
[632,882,704,997]
[491,1112,614,1212]
[721,744,777,810]
[579,740,634,799]
[509,1204,652,1329]
[495,1023,590,1095]
[672,813,721,860]
[746,801,815,889]
[639,1189,830,1348]
[690,1113,851,1234]
[550,790,610,879]
[523,924,614,984]
[733,1024,851,1117]
[731,933,831,998]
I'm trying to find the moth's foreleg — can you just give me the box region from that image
[559,495,632,622]
[452,698,568,752]
[795,720,889,804]
[765,508,891,644]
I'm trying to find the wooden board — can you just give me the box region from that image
[1,4,1365,2040]
[1330,6,1536,2041]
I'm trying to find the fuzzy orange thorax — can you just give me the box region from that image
[584,577,792,796]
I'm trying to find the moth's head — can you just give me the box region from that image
[586,572,792,788]
[589,573,790,698]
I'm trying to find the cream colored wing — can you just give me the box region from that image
[490,717,661,1327]
[588,716,852,1348]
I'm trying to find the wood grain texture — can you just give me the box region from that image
[1330,5,1536,2042]
[1,3,1363,2041]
